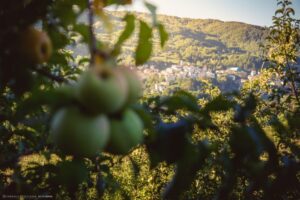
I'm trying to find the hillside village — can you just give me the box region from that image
[74,12,300,96]
[134,63,259,94]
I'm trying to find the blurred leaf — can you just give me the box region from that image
[159,90,200,114]
[145,2,157,25]
[17,86,77,117]
[52,0,78,26]
[275,8,284,16]
[113,14,135,55]
[147,119,193,167]
[163,142,210,199]
[286,8,295,16]
[201,95,234,115]
[129,157,140,178]
[157,23,168,47]
[234,94,257,123]
[56,159,89,189]
[132,105,155,135]
[96,174,106,198]
[73,23,89,43]
[103,0,133,7]
[230,125,260,158]
[135,21,152,65]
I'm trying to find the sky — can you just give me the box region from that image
[111,0,300,27]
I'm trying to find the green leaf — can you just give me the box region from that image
[113,14,135,55]
[277,1,283,6]
[17,86,77,117]
[201,95,234,114]
[135,21,153,65]
[147,119,192,166]
[132,105,155,135]
[103,0,132,7]
[157,23,168,47]
[52,0,78,26]
[145,1,157,25]
[162,142,209,199]
[129,157,140,178]
[286,8,295,16]
[275,8,284,16]
[234,94,257,123]
[73,23,89,43]
[159,90,200,113]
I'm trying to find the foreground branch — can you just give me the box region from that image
[31,67,67,83]
[87,0,97,65]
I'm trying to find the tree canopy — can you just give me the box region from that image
[0,0,299,199]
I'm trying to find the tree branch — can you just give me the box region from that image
[87,0,110,65]
[87,0,97,65]
[286,60,299,103]
[31,67,67,83]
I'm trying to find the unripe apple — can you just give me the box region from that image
[57,159,88,187]
[77,68,128,114]
[117,67,143,105]
[106,109,144,155]
[50,106,110,157]
[20,26,52,64]
[53,84,78,105]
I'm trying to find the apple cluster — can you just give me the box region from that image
[50,65,144,158]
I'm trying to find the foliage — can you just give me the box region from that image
[262,0,300,105]
[0,0,299,200]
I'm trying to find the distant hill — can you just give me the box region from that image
[76,11,269,71]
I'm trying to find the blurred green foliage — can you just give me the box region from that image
[0,0,299,200]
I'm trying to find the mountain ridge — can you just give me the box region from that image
[109,10,266,28]
[76,11,269,71]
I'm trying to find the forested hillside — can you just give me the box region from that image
[80,11,268,71]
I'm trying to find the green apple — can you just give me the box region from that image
[20,26,52,64]
[57,159,88,187]
[53,84,78,106]
[55,84,77,97]
[50,106,110,157]
[117,67,143,105]
[77,69,128,114]
[106,109,144,155]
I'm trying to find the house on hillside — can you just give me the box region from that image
[228,67,241,72]
[206,71,216,79]
[250,70,257,76]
